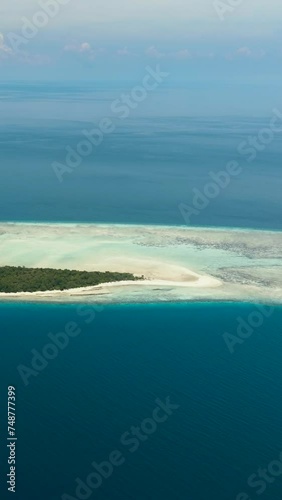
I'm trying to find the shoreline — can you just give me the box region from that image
[1,220,281,235]
[0,272,222,300]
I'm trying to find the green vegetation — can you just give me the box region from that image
[0,266,143,293]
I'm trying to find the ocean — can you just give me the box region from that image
[0,83,282,500]
[0,83,281,230]
[1,303,282,500]
[0,304,282,500]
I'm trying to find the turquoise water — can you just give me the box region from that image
[1,302,282,499]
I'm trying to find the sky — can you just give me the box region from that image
[0,0,281,85]
[0,1,281,227]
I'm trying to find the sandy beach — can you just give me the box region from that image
[0,222,281,304]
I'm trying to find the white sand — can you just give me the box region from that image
[0,222,281,304]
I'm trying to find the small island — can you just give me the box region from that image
[0,223,281,304]
[0,266,143,293]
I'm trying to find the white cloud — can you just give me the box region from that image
[64,42,91,53]
[117,46,131,56]
[226,47,267,60]
[173,49,192,60]
[145,46,193,60]
[63,42,106,60]
[236,47,266,59]
[0,32,13,57]
[79,42,91,53]
[236,47,252,57]
[146,46,165,58]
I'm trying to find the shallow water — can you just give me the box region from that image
[1,223,281,304]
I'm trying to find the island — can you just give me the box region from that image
[0,266,143,293]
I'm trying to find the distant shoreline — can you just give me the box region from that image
[1,220,281,234]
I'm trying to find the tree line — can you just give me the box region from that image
[0,266,142,293]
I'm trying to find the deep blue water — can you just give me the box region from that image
[1,303,282,500]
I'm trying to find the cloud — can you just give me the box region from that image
[0,0,281,68]
[63,42,105,60]
[145,46,193,60]
[173,49,192,60]
[79,42,91,53]
[0,31,53,65]
[236,47,252,57]
[0,32,13,58]
[64,42,91,53]
[117,46,132,56]
[235,47,266,59]
[225,46,267,61]
[146,46,166,58]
